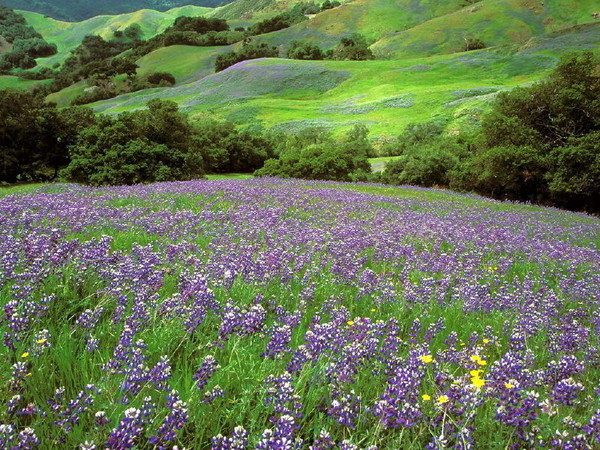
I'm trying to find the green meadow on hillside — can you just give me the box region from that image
[87,21,599,138]
[5,0,595,139]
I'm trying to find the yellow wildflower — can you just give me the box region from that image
[504,382,515,389]
[436,395,449,404]
[470,370,483,377]
[21,352,29,358]
[419,355,433,364]
[422,394,431,401]
[483,338,490,344]
[477,360,487,366]
[471,377,485,389]
[470,355,481,362]
[25,373,32,377]
[37,339,47,345]
[347,321,354,326]
[370,308,376,312]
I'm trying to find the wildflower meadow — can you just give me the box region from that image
[0,179,599,449]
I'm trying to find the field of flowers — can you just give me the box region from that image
[1,178,599,449]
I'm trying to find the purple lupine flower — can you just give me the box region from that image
[149,356,172,391]
[309,430,335,450]
[551,378,585,407]
[263,324,292,359]
[54,385,99,433]
[104,397,155,449]
[14,427,40,449]
[203,385,225,404]
[211,426,248,450]
[264,372,302,419]
[193,355,220,391]
[148,391,189,449]
[327,388,361,429]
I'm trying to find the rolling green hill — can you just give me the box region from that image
[2,0,229,22]
[88,21,599,139]
[371,0,600,58]
[17,7,213,68]
[10,0,600,140]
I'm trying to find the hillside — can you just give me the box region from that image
[88,21,599,138]
[2,0,597,140]
[1,0,231,21]
[17,6,213,68]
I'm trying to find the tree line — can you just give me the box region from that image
[378,52,599,212]
[2,50,597,212]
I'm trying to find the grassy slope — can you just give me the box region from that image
[91,21,600,138]
[19,6,213,68]
[0,75,43,90]
[255,0,469,51]
[15,0,600,138]
[135,45,227,83]
[372,0,600,57]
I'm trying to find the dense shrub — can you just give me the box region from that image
[215,42,279,72]
[321,0,341,10]
[247,3,314,35]
[328,33,374,61]
[462,37,486,52]
[146,72,176,86]
[168,16,229,34]
[62,100,204,185]
[0,89,93,182]
[255,125,372,181]
[287,40,324,60]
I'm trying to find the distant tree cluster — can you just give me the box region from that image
[0,6,56,70]
[379,52,600,212]
[321,0,341,10]
[285,33,374,62]
[215,41,279,72]
[0,91,274,185]
[255,125,374,181]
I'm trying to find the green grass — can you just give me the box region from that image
[205,173,254,180]
[136,45,227,84]
[87,16,599,138]
[371,0,600,58]
[0,75,43,90]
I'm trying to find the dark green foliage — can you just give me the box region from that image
[62,100,204,185]
[247,3,314,35]
[321,0,341,10]
[481,52,600,150]
[381,121,446,156]
[287,40,324,60]
[328,33,374,61]
[0,89,93,182]
[545,133,600,210]
[215,42,279,72]
[168,16,229,34]
[0,5,56,70]
[462,37,486,52]
[255,125,372,181]
[379,52,599,211]
[147,72,176,86]
[381,144,462,188]
[194,119,275,173]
